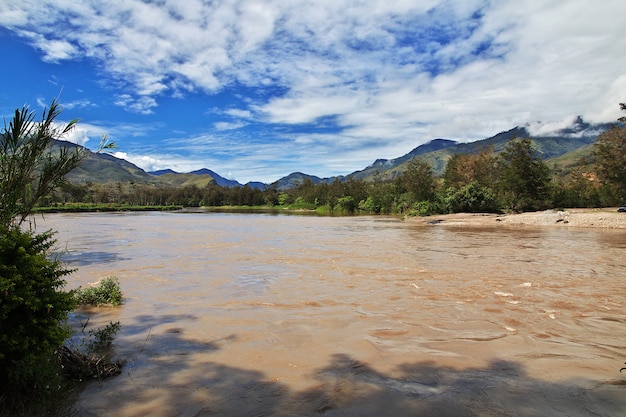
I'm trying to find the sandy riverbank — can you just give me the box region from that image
[410,208,626,229]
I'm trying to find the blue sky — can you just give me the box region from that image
[1,1,625,184]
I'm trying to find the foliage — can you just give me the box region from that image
[75,276,124,306]
[335,196,356,213]
[0,228,76,371]
[396,158,436,202]
[407,200,441,217]
[0,99,83,229]
[443,147,499,190]
[446,182,500,213]
[357,196,378,213]
[86,321,121,351]
[35,203,183,213]
[278,192,292,206]
[0,349,70,417]
[498,139,552,212]
[593,103,626,202]
[0,100,120,415]
[551,171,602,208]
[58,320,123,383]
[0,227,76,414]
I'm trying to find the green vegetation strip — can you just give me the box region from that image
[34,203,183,213]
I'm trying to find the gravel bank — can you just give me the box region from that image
[411,208,626,229]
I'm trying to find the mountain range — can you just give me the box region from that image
[62,117,609,190]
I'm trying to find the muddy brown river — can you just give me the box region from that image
[39,211,625,416]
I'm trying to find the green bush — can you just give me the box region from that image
[0,227,77,413]
[447,182,500,213]
[408,200,440,216]
[75,277,124,306]
[335,196,356,213]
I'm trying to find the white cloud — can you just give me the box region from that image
[112,152,168,173]
[224,108,252,119]
[214,121,246,131]
[59,122,108,148]
[114,94,157,115]
[2,0,626,182]
[6,0,625,128]
[62,99,97,110]
[525,116,580,137]
[61,128,90,147]
[257,94,360,124]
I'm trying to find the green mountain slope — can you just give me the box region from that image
[55,118,607,188]
[59,141,156,184]
[348,126,601,181]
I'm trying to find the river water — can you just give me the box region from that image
[39,212,625,416]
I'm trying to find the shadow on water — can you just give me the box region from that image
[75,329,626,417]
[52,250,127,266]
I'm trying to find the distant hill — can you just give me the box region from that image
[189,169,241,187]
[346,122,603,181]
[154,172,215,188]
[245,182,267,190]
[61,141,156,184]
[272,172,326,191]
[347,138,458,181]
[149,168,241,187]
[56,117,609,190]
[149,169,178,176]
[546,143,596,179]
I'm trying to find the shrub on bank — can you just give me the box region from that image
[0,99,124,416]
[0,227,77,414]
[0,231,125,415]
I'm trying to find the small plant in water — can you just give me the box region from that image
[56,278,126,383]
[87,320,121,351]
[58,319,124,382]
[75,276,124,306]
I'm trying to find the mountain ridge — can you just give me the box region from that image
[59,118,608,189]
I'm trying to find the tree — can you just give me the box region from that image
[498,138,552,211]
[593,103,626,202]
[443,153,471,189]
[0,99,83,229]
[396,158,435,202]
[471,147,500,191]
[443,147,499,190]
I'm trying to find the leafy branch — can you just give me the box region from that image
[0,99,83,229]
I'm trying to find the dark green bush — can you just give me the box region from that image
[447,182,500,213]
[0,227,77,413]
[75,276,123,306]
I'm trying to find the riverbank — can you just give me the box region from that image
[34,203,183,213]
[411,208,626,229]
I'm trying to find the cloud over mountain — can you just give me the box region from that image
[1,0,624,183]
